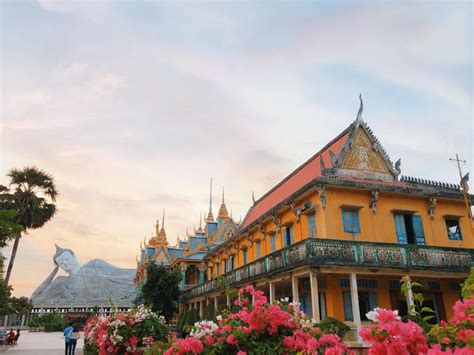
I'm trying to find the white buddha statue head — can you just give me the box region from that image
[54,244,81,274]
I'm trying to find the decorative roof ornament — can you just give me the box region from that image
[252,191,256,204]
[197,213,203,232]
[217,186,229,220]
[394,159,402,176]
[356,93,364,122]
[206,178,214,222]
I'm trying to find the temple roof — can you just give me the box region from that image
[241,126,350,228]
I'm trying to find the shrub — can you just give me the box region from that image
[318,317,351,339]
[84,305,169,354]
[183,308,199,335]
[202,303,215,321]
[461,267,474,300]
[164,284,349,354]
[36,313,70,332]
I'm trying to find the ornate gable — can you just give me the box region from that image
[327,96,401,181]
[340,126,392,176]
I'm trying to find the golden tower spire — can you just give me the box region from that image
[206,178,215,222]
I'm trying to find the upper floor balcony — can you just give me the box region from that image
[181,238,474,301]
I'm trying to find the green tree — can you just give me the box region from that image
[1,167,58,285]
[0,208,23,248]
[0,255,13,317]
[141,265,180,322]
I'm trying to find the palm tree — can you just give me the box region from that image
[1,167,58,285]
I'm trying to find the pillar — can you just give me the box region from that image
[269,281,275,303]
[3,315,8,327]
[226,294,231,307]
[21,314,26,327]
[350,273,362,341]
[199,300,204,318]
[199,262,206,284]
[292,275,299,310]
[310,272,321,322]
[180,263,187,290]
[214,296,218,312]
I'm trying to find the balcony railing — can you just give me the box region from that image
[181,238,474,301]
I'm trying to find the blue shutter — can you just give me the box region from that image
[270,234,276,251]
[412,215,425,245]
[343,291,353,321]
[368,292,378,312]
[353,211,361,233]
[342,210,353,233]
[394,214,408,244]
[289,225,294,244]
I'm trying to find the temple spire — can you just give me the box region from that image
[217,186,229,221]
[206,178,214,221]
[356,93,364,122]
[161,209,165,230]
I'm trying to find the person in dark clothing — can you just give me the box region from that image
[68,325,80,355]
[63,322,73,355]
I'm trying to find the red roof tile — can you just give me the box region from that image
[241,127,351,228]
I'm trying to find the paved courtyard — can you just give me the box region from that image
[0,331,84,354]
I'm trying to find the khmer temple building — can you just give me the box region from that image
[135,184,239,298]
[136,97,474,336]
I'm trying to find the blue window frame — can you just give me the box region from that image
[307,214,316,238]
[342,209,361,234]
[284,225,294,247]
[242,249,247,264]
[224,259,228,273]
[270,233,276,252]
[446,219,462,240]
[256,241,261,258]
[216,263,220,275]
[394,213,425,245]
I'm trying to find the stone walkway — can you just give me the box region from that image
[0,331,84,354]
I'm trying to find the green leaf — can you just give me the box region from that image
[421,307,435,313]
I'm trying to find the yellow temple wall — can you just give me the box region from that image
[208,186,472,274]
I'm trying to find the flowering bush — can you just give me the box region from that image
[427,298,474,353]
[360,307,428,354]
[360,300,474,355]
[84,305,169,354]
[161,285,351,354]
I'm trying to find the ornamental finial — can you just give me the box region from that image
[356,93,363,122]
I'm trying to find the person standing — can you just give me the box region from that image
[63,322,73,355]
[68,325,80,355]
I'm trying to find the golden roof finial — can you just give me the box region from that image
[217,186,229,221]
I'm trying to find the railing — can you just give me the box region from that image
[181,238,474,300]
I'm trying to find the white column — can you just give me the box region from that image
[214,296,218,312]
[310,272,321,322]
[269,281,275,303]
[3,315,8,327]
[199,300,204,318]
[350,273,362,341]
[21,314,26,327]
[292,275,299,310]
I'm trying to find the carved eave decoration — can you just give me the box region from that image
[371,190,380,214]
[316,184,327,209]
[428,197,437,219]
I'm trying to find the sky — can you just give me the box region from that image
[0,0,472,297]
